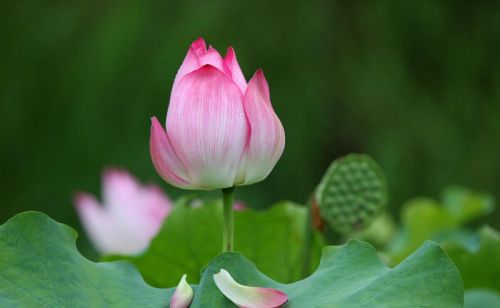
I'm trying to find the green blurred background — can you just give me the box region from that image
[1,0,499,234]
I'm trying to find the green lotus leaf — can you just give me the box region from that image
[444,226,500,292]
[387,187,495,264]
[0,212,169,307]
[0,211,463,307]
[441,185,495,224]
[464,289,500,308]
[109,201,324,287]
[190,240,463,307]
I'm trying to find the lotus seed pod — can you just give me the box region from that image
[315,154,388,234]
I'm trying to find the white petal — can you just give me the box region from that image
[170,274,194,308]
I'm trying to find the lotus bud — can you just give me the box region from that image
[150,38,285,190]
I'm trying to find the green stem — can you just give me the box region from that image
[222,187,235,252]
[301,198,314,277]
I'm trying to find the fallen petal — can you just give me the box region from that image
[170,274,194,308]
[213,269,288,308]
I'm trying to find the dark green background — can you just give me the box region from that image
[1,0,499,234]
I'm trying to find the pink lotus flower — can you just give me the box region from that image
[150,38,285,190]
[74,169,171,255]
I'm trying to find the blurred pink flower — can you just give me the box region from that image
[74,168,171,255]
[150,37,285,190]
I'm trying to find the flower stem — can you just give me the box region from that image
[222,187,235,252]
[301,198,314,277]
